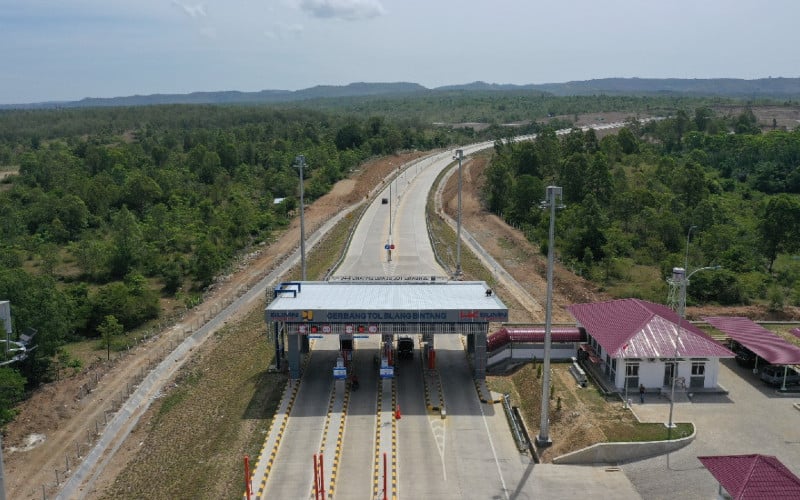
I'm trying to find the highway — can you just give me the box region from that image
[54,122,643,499]
[260,144,535,499]
[256,124,644,499]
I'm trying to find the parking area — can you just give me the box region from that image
[622,358,800,499]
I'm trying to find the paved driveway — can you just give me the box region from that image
[622,359,800,499]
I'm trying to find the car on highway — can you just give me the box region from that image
[759,365,800,386]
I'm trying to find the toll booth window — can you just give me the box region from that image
[340,339,353,351]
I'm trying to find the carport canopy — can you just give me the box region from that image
[704,316,800,365]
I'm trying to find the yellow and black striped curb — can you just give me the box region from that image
[459,335,502,405]
[421,362,446,418]
[326,369,351,499]
[246,339,316,499]
[372,377,383,498]
[246,378,300,499]
[391,377,399,500]
[310,378,338,499]
[474,378,503,405]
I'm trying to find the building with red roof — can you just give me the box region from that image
[566,298,734,393]
[698,454,800,499]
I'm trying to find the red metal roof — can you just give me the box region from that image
[698,454,800,499]
[704,317,800,365]
[567,299,734,358]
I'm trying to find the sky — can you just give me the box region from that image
[1,0,799,104]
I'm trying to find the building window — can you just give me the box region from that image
[690,361,706,388]
[625,362,639,388]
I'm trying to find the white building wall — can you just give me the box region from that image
[616,357,722,391]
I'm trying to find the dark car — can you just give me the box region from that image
[381,198,388,205]
[760,365,800,386]
[397,337,414,359]
[734,347,757,368]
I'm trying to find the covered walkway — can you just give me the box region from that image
[704,316,800,365]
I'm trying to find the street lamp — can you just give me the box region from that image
[387,180,393,262]
[667,226,720,431]
[453,149,464,278]
[536,186,563,448]
[295,155,307,280]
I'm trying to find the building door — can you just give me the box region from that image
[663,362,675,387]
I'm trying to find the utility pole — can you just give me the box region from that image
[537,186,563,447]
[295,155,307,280]
[453,149,464,278]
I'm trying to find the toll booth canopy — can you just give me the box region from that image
[266,281,508,378]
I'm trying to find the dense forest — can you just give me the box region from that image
[0,94,798,424]
[484,107,800,308]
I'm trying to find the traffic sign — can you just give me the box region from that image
[368,325,378,333]
[322,325,332,334]
[344,325,353,334]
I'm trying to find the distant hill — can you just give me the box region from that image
[3,78,800,109]
[533,77,800,98]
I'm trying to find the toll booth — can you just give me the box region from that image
[266,281,508,379]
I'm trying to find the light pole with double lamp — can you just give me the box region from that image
[453,149,464,278]
[667,226,719,433]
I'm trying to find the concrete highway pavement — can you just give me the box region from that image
[623,358,800,499]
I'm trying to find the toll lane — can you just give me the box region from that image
[262,337,338,499]
[396,341,450,499]
[336,338,380,500]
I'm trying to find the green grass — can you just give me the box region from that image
[606,422,693,442]
[101,305,285,500]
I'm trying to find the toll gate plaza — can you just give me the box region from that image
[265,280,508,379]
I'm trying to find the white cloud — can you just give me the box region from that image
[172,1,207,18]
[299,0,384,20]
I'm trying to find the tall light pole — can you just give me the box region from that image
[453,149,464,277]
[537,185,563,448]
[387,181,393,262]
[667,226,719,431]
[295,155,307,280]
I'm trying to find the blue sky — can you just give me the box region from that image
[1,0,799,104]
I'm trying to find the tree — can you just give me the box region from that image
[617,127,639,154]
[109,207,143,278]
[510,175,543,224]
[97,315,123,361]
[0,367,25,425]
[758,194,800,272]
[483,161,513,215]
